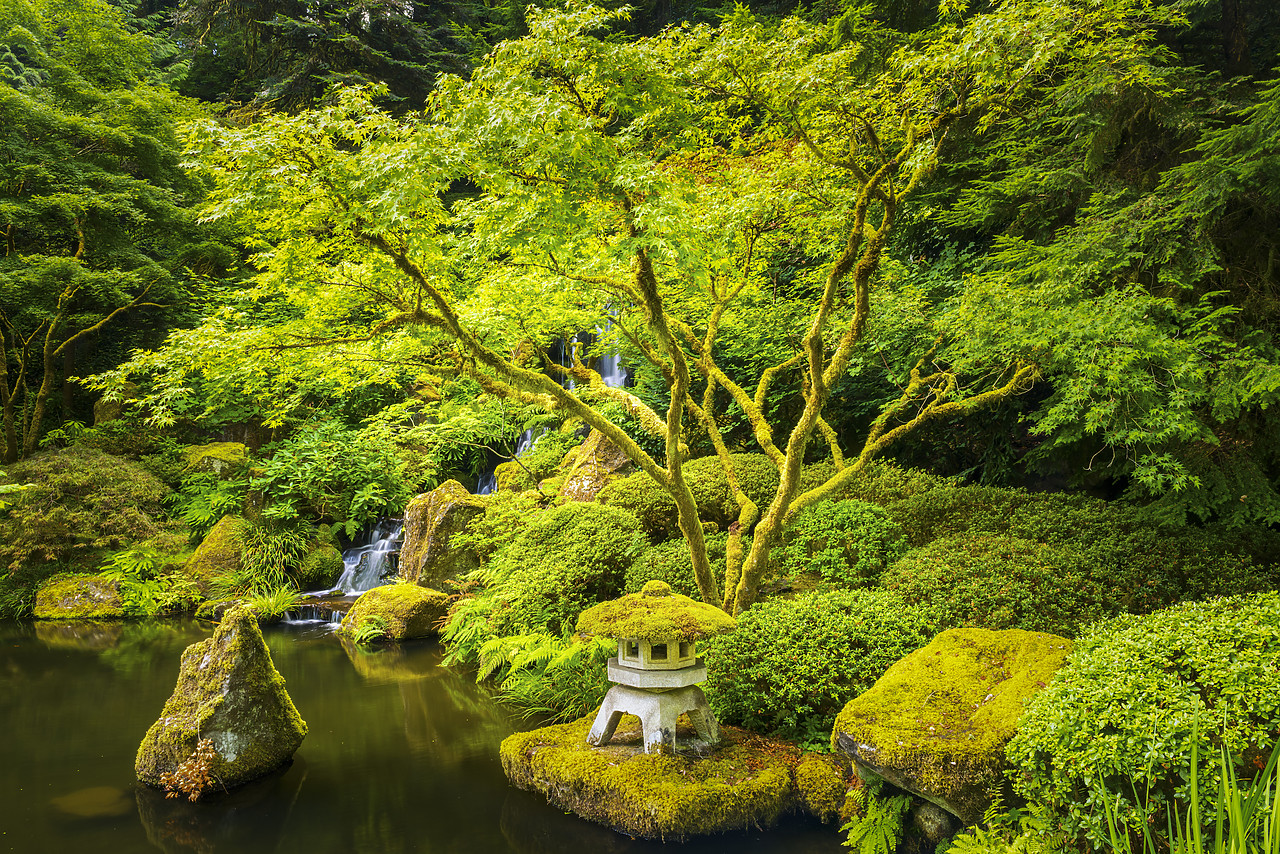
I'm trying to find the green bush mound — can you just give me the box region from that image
[598,453,780,541]
[882,530,1262,637]
[1006,593,1280,850]
[626,533,731,598]
[799,460,949,506]
[773,499,907,588]
[702,589,932,749]
[454,502,648,646]
[0,447,175,617]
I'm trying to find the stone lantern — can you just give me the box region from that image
[576,580,736,755]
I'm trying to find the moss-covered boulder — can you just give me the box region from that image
[794,752,854,825]
[337,583,450,640]
[183,442,248,476]
[556,429,633,502]
[135,605,307,794]
[185,515,248,596]
[33,574,124,620]
[501,715,798,841]
[398,481,485,587]
[832,627,1072,824]
[293,543,343,591]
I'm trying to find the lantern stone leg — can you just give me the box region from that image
[587,683,719,755]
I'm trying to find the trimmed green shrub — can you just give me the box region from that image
[799,460,949,506]
[444,502,647,666]
[489,502,647,637]
[883,528,1261,637]
[598,453,780,541]
[702,589,932,749]
[1006,593,1280,850]
[774,499,907,588]
[625,533,731,598]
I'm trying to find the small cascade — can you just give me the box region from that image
[476,470,498,495]
[332,519,403,594]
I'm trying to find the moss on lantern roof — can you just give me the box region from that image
[576,580,736,643]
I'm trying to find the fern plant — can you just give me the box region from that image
[101,545,200,616]
[351,616,389,645]
[842,780,913,854]
[475,632,616,721]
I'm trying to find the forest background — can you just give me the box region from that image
[2,0,1279,611]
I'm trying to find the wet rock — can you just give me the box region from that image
[912,801,959,843]
[833,627,1072,824]
[135,605,307,794]
[555,429,633,502]
[337,583,450,641]
[33,574,124,620]
[184,515,247,596]
[397,481,485,587]
[501,716,797,841]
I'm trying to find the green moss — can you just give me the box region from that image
[625,534,730,597]
[294,543,343,590]
[500,716,798,841]
[32,573,125,620]
[337,582,451,640]
[185,515,248,594]
[135,605,307,792]
[833,627,1072,823]
[183,442,249,474]
[794,752,849,824]
[577,580,735,642]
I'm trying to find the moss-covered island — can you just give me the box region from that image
[500,715,799,841]
[337,582,451,640]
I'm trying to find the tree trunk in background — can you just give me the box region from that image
[1222,0,1254,76]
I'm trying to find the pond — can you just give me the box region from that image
[0,618,845,854]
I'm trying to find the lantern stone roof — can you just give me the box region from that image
[577,581,736,643]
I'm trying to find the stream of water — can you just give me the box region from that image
[0,619,843,854]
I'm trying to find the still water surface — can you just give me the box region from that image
[0,619,843,854]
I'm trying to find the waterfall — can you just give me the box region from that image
[332,519,403,594]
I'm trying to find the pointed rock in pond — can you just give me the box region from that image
[135,605,306,796]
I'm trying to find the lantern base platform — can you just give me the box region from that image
[587,683,718,754]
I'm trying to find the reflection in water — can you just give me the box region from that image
[35,621,124,651]
[0,619,844,854]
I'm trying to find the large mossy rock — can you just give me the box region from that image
[183,442,248,476]
[832,627,1071,824]
[556,429,633,502]
[135,606,307,792]
[398,481,485,587]
[337,583,450,640]
[33,574,124,620]
[501,715,798,841]
[185,515,248,595]
[293,543,343,591]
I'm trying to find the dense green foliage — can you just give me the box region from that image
[702,589,932,749]
[774,499,907,588]
[882,530,1263,637]
[625,533,731,598]
[1006,593,1280,849]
